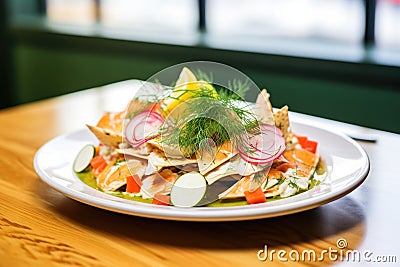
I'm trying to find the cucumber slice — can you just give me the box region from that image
[170,172,207,208]
[73,144,96,173]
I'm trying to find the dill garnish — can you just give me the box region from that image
[220,79,250,100]
[160,82,259,157]
[262,176,285,190]
[253,172,265,185]
[194,69,213,84]
[288,179,299,190]
[114,160,125,167]
[194,69,250,100]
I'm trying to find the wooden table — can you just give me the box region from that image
[1,80,399,266]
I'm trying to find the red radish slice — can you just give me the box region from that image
[125,111,164,148]
[258,123,283,136]
[238,138,285,164]
[238,125,286,165]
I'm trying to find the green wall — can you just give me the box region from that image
[14,43,170,102]
[11,30,400,133]
[251,71,400,132]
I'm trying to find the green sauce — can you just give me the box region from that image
[206,199,248,207]
[78,171,99,189]
[76,160,326,208]
[76,171,152,204]
[76,171,247,207]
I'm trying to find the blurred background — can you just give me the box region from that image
[1,0,399,132]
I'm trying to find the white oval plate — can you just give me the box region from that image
[34,121,369,221]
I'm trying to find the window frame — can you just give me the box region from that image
[39,0,379,47]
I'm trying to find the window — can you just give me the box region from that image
[15,0,400,59]
[100,0,198,34]
[46,0,96,25]
[376,0,400,49]
[207,0,364,44]
[46,0,198,34]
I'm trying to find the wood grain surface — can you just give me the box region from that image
[0,81,399,267]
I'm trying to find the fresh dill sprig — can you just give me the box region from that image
[160,84,259,157]
[220,79,250,100]
[195,69,249,100]
[253,172,265,186]
[194,69,213,83]
[288,179,299,190]
[114,160,126,167]
[262,176,285,190]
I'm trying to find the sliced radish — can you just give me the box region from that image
[124,111,164,148]
[170,172,207,208]
[259,123,283,136]
[238,127,286,165]
[73,144,96,172]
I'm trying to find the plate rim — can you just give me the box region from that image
[34,121,370,222]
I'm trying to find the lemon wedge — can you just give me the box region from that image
[163,67,218,115]
[175,66,197,87]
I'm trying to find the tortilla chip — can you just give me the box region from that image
[86,124,122,147]
[147,138,187,159]
[204,157,238,185]
[205,155,265,185]
[255,89,275,125]
[219,168,286,199]
[96,112,124,133]
[274,106,290,138]
[283,148,319,179]
[273,105,296,148]
[116,148,149,160]
[219,175,252,199]
[97,159,146,191]
[197,141,237,175]
[92,98,148,147]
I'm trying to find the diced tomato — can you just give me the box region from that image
[152,193,170,206]
[92,161,107,177]
[302,140,318,154]
[90,156,107,177]
[126,175,142,193]
[244,187,266,205]
[295,134,318,154]
[296,135,309,148]
[90,155,106,169]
